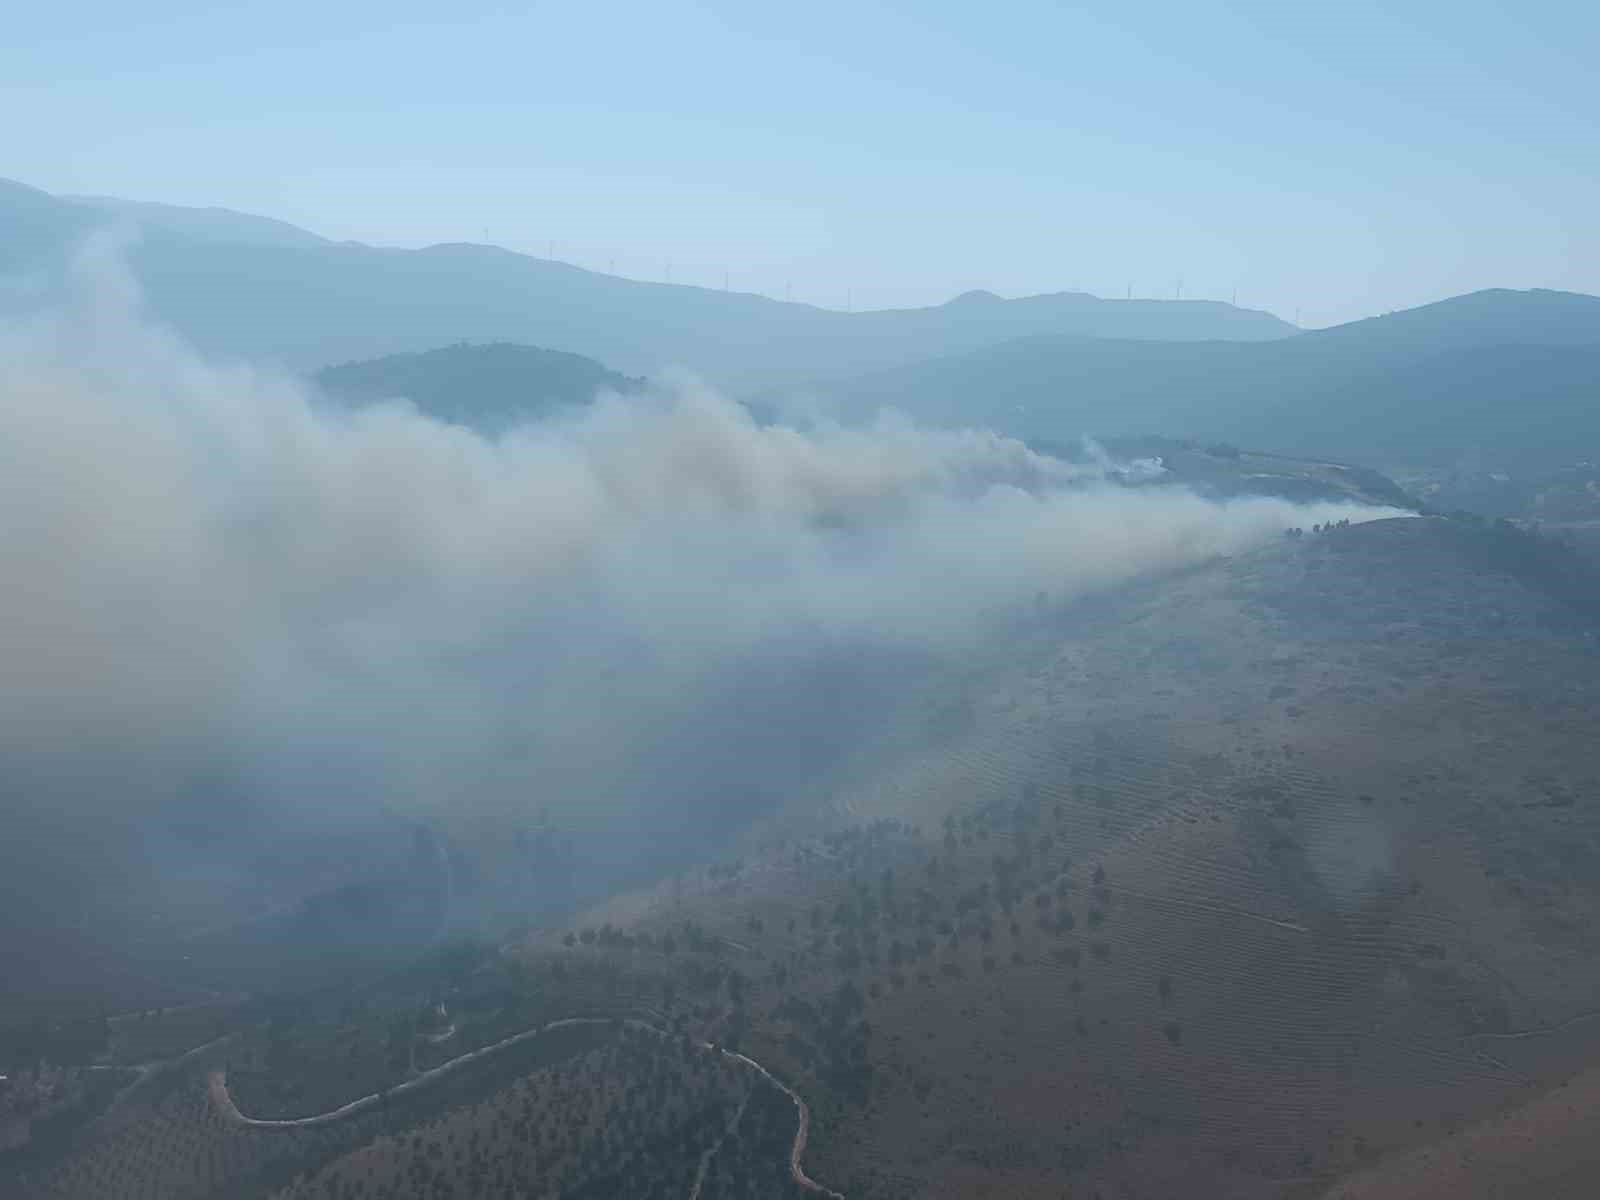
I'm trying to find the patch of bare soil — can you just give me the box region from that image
[1320,1062,1600,1199]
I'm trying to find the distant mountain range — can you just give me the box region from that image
[6,176,1599,468]
[819,288,1600,467]
[0,177,1292,388]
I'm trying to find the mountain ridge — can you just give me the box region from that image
[1,177,1293,387]
[821,289,1600,467]
[63,194,334,250]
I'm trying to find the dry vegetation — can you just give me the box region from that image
[508,518,1600,1197]
[1321,1057,1600,1199]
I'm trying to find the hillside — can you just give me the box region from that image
[824,289,1600,467]
[12,515,1600,1198]
[314,342,645,433]
[1086,437,1419,509]
[510,515,1600,1199]
[0,178,1293,386]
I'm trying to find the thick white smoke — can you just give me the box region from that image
[0,267,1399,874]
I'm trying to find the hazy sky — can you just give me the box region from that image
[6,1,1595,325]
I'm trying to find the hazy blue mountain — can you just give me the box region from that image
[0,177,99,274]
[114,236,1292,387]
[314,342,644,433]
[1,178,1294,387]
[1305,286,1600,353]
[64,194,333,249]
[824,289,1600,467]
[12,177,1592,469]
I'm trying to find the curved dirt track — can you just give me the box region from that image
[95,1032,242,1134]
[716,1046,841,1197]
[688,1091,750,1200]
[209,1015,844,1197]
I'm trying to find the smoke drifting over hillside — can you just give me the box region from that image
[0,268,1400,899]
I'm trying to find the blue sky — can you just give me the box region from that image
[6,1,1595,325]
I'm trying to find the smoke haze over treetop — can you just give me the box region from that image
[0,260,1402,893]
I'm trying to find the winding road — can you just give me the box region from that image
[207,1015,844,1197]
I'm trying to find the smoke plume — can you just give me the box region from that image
[0,264,1400,926]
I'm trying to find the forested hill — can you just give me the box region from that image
[314,342,644,433]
